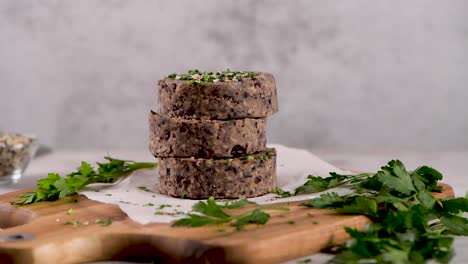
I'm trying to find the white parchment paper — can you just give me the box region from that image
[79,144,350,224]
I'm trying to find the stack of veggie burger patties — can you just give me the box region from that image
[149,70,278,199]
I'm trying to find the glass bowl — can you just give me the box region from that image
[0,133,39,185]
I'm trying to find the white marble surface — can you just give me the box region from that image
[0,148,467,263]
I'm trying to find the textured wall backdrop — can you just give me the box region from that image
[1,0,468,150]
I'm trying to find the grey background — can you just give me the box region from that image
[1,0,468,151]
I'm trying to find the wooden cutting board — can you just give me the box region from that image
[0,183,454,264]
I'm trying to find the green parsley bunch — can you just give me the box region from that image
[303,160,468,263]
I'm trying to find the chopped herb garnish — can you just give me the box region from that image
[157,204,172,210]
[260,151,273,160]
[288,220,296,225]
[241,155,255,161]
[95,218,112,226]
[167,69,257,85]
[297,258,312,264]
[67,208,73,215]
[138,186,153,192]
[13,157,156,205]
[154,210,185,216]
[143,203,154,207]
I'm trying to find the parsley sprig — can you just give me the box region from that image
[295,172,374,195]
[274,162,443,198]
[173,197,286,231]
[301,160,468,263]
[167,69,257,85]
[13,157,156,205]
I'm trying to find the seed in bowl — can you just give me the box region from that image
[0,134,36,178]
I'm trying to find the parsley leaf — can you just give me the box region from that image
[336,197,377,217]
[376,160,415,196]
[173,214,226,227]
[78,161,94,176]
[413,165,443,192]
[303,192,345,208]
[193,197,230,219]
[234,209,270,231]
[440,215,468,235]
[173,196,271,230]
[437,197,468,215]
